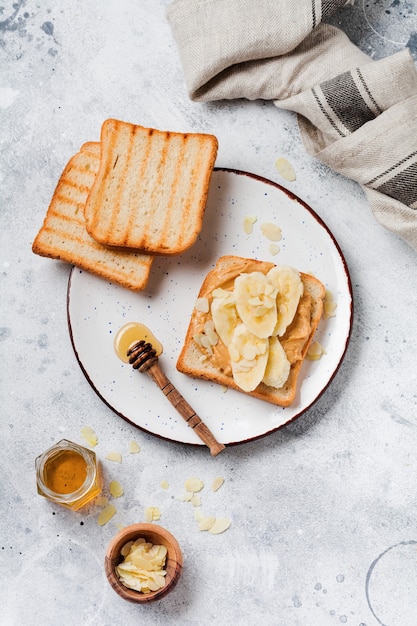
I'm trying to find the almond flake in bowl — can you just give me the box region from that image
[105,524,183,603]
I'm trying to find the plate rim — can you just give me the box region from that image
[67,167,354,447]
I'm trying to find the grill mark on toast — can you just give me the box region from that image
[107,123,136,243]
[124,126,155,247]
[149,132,183,251]
[177,137,207,250]
[86,120,122,236]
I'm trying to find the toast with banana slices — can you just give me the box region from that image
[176,255,325,407]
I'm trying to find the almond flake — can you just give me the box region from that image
[129,440,141,454]
[195,297,209,313]
[198,516,216,531]
[323,290,337,319]
[191,494,202,507]
[184,477,204,493]
[243,215,257,234]
[261,222,282,242]
[109,480,124,498]
[144,506,161,522]
[208,517,231,534]
[275,157,296,182]
[95,496,109,508]
[97,504,116,526]
[269,243,280,256]
[178,491,193,502]
[105,451,122,463]
[211,477,225,492]
[160,480,169,490]
[306,341,326,361]
[80,426,98,447]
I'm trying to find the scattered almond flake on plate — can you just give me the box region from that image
[269,243,280,256]
[160,480,169,490]
[80,426,98,447]
[323,290,337,319]
[129,440,140,454]
[275,157,296,182]
[97,503,117,526]
[306,340,326,361]
[184,477,204,493]
[144,506,161,522]
[243,215,257,234]
[211,477,225,492]
[260,222,282,242]
[109,480,124,498]
[208,517,231,534]
[105,451,122,463]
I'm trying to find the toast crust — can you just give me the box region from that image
[32,143,153,291]
[84,119,218,254]
[176,255,325,407]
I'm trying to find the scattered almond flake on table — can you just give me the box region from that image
[96,495,109,508]
[160,480,169,490]
[243,215,257,234]
[144,506,161,522]
[261,222,282,242]
[269,243,280,256]
[80,426,98,447]
[198,516,216,531]
[184,477,204,493]
[193,508,230,533]
[190,494,202,507]
[208,517,231,534]
[306,340,326,361]
[275,157,296,182]
[129,440,140,454]
[105,451,122,463]
[178,491,193,502]
[97,503,117,526]
[109,480,124,498]
[323,290,337,319]
[114,522,126,531]
[211,477,225,492]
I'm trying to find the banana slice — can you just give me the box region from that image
[211,289,237,347]
[234,272,278,338]
[228,323,269,392]
[267,266,303,336]
[262,336,291,388]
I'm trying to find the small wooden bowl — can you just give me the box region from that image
[104,523,183,603]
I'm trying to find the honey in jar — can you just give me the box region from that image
[35,439,101,510]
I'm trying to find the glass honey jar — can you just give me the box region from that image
[35,439,101,510]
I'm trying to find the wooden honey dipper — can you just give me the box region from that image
[126,337,225,457]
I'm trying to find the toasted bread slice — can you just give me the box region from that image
[176,255,325,407]
[32,142,153,291]
[84,119,218,254]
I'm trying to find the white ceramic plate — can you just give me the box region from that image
[67,168,352,446]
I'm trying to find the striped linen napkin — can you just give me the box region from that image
[166,0,417,251]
